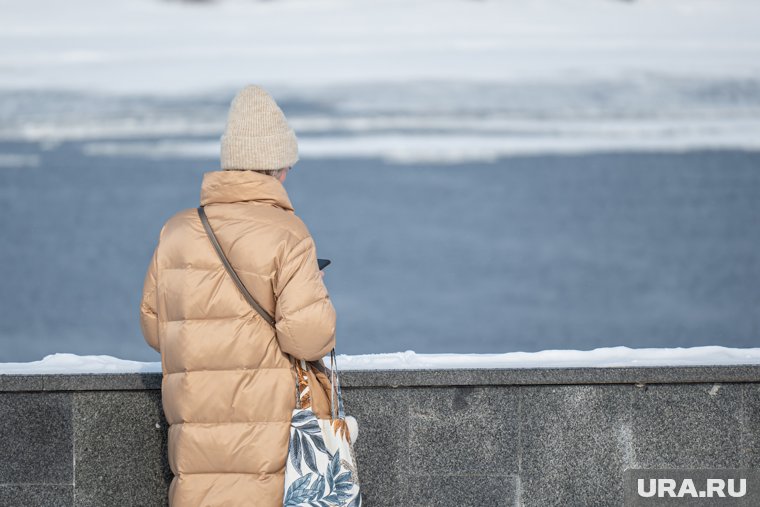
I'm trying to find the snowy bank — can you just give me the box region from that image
[1,346,759,375]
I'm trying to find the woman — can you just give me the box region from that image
[139,85,337,506]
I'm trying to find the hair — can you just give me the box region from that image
[255,168,286,178]
[229,168,288,178]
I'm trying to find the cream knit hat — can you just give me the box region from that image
[220,85,299,170]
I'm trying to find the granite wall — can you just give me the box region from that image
[1,365,759,506]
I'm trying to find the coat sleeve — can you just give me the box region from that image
[274,234,337,361]
[139,242,160,353]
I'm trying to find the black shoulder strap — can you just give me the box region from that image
[197,206,276,328]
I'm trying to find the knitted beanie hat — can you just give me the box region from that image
[220,85,299,170]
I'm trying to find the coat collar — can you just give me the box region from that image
[199,170,294,212]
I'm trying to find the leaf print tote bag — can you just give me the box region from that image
[283,351,363,507]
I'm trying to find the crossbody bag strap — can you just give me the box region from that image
[197,206,276,328]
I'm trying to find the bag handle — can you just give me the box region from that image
[299,350,345,420]
[330,349,346,420]
[317,350,344,420]
[197,205,344,419]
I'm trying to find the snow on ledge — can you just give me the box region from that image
[1,346,759,375]
[337,346,760,370]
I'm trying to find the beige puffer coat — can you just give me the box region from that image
[139,169,337,506]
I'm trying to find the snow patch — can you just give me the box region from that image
[78,122,760,164]
[2,346,759,375]
[0,353,160,374]
[335,346,760,370]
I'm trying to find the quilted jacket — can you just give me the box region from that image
[139,169,337,506]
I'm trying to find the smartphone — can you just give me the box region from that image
[318,258,331,270]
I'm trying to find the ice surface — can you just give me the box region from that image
[1,0,759,93]
[1,347,758,375]
[2,0,759,158]
[77,123,760,163]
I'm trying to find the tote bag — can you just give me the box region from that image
[283,352,362,506]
